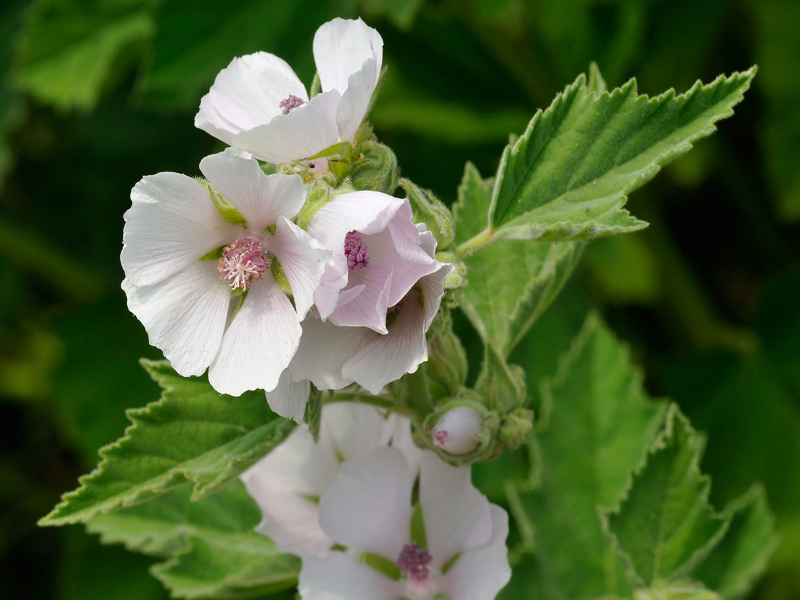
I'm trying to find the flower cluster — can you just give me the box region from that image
[120,16,511,597]
[121,18,451,420]
[242,403,511,599]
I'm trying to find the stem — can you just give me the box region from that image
[456,226,496,257]
[325,391,400,412]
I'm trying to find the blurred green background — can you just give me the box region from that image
[1,0,799,598]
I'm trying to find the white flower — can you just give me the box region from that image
[285,223,453,394]
[195,18,383,165]
[298,447,511,600]
[433,406,485,455]
[240,403,421,556]
[307,191,440,333]
[121,148,331,405]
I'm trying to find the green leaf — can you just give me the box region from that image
[152,534,298,599]
[600,406,729,587]
[306,141,352,160]
[455,162,583,354]
[633,580,721,600]
[40,360,296,526]
[505,312,666,599]
[487,67,756,242]
[13,0,155,111]
[88,484,299,598]
[358,0,425,29]
[691,485,779,599]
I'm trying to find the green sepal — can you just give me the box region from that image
[426,328,468,400]
[199,179,246,225]
[198,246,224,261]
[307,141,353,160]
[400,178,455,249]
[309,71,321,98]
[270,257,293,297]
[304,385,323,442]
[295,186,333,230]
[359,551,401,580]
[410,503,427,548]
[475,342,526,413]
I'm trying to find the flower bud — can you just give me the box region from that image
[350,139,398,194]
[400,178,455,250]
[476,342,527,413]
[426,329,468,399]
[498,408,533,449]
[432,406,484,455]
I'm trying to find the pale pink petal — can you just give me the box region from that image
[307,191,404,319]
[121,261,230,377]
[122,173,238,286]
[266,369,310,422]
[195,52,307,144]
[242,424,338,497]
[299,552,403,600]
[419,262,454,328]
[318,447,413,558]
[328,267,392,333]
[342,289,427,394]
[361,224,438,307]
[208,274,301,396]
[199,148,307,230]
[419,452,493,569]
[289,316,372,390]
[247,481,332,557]
[416,223,437,257]
[324,403,395,461]
[432,406,484,455]
[390,417,423,475]
[437,505,512,600]
[232,90,341,164]
[267,217,333,319]
[241,424,338,556]
[335,57,377,142]
[313,18,383,95]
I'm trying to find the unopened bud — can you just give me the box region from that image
[498,408,533,449]
[432,406,484,455]
[476,343,526,413]
[350,140,398,194]
[426,328,467,398]
[400,178,455,250]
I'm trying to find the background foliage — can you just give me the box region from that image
[1,0,799,598]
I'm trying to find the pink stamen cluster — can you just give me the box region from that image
[279,94,305,115]
[218,237,269,291]
[397,543,432,582]
[344,230,369,270]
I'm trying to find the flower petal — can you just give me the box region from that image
[200,148,307,230]
[313,18,383,95]
[437,505,512,600]
[419,452,493,569]
[289,315,372,390]
[307,191,405,319]
[324,403,395,461]
[419,262,454,327]
[241,424,338,556]
[318,447,413,558]
[122,172,238,286]
[195,52,307,144]
[361,223,438,308]
[299,552,403,600]
[267,217,333,319]
[208,274,301,396]
[390,417,423,476]
[328,266,393,333]
[232,90,341,164]
[341,289,427,394]
[336,57,377,142]
[266,369,309,422]
[122,261,230,377]
[242,423,338,497]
